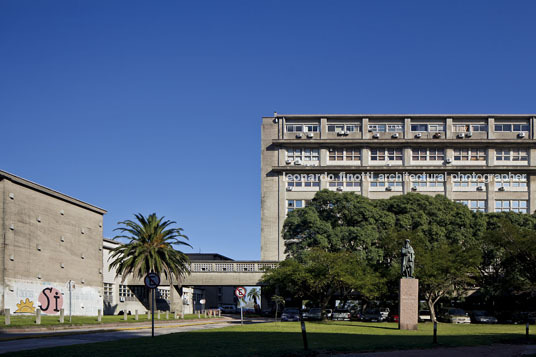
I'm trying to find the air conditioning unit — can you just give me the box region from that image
[433,132,441,138]
[392,133,399,138]
[498,186,506,191]
[476,186,484,191]
[119,297,125,302]
[336,186,344,192]
[285,158,293,164]
[446,158,452,164]
[372,133,380,139]
[415,133,422,138]
[337,131,345,136]
[518,132,526,138]
[386,163,392,167]
[306,132,314,138]
[286,186,293,191]
[296,133,303,139]
[466,132,473,138]
[457,133,465,138]
[385,186,393,191]
[294,159,302,165]
[343,130,350,136]
[411,186,418,191]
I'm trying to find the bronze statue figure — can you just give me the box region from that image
[401,239,415,278]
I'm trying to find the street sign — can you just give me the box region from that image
[234,286,246,299]
[144,273,160,289]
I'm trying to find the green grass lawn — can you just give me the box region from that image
[8,321,535,356]
[0,313,220,328]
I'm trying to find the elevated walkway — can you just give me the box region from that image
[183,261,278,286]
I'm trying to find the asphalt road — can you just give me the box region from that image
[0,320,236,354]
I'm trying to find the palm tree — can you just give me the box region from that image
[109,213,192,308]
[247,288,261,313]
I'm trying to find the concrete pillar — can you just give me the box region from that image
[166,311,169,320]
[445,175,453,199]
[362,118,369,139]
[362,173,370,197]
[135,310,139,320]
[404,118,411,139]
[403,148,411,166]
[320,117,327,139]
[97,309,101,322]
[59,309,64,323]
[362,148,370,166]
[445,117,453,139]
[198,311,201,319]
[36,309,41,325]
[174,310,178,319]
[530,149,536,167]
[531,117,536,140]
[487,148,496,166]
[530,175,536,214]
[181,311,184,319]
[486,179,496,213]
[204,310,207,318]
[320,148,328,166]
[157,310,161,320]
[4,309,10,325]
[169,285,184,319]
[147,310,151,320]
[488,117,495,139]
[123,312,127,321]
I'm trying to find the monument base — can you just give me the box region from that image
[399,278,418,330]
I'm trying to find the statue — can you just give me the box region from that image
[401,239,415,278]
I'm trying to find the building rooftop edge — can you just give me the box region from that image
[265,114,536,118]
[0,170,107,215]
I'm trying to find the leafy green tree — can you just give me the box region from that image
[271,295,285,321]
[109,213,192,296]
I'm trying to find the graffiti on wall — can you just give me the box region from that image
[38,287,64,314]
[15,298,36,313]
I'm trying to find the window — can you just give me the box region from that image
[369,174,403,188]
[453,176,486,190]
[456,200,486,212]
[286,124,319,133]
[411,177,444,189]
[287,200,308,213]
[453,148,486,161]
[495,200,528,213]
[328,124,360,132]
[328,174,361,189]
[429,124,445,132]
[328,148,360,161]
[104,283,113,303]
[287,174,320,188]
[412,148,445,161]
[387,124,404,132]
[371,148,402,161]
[495,123,530,132]
[496,148,528,161]
[496,176,527,190]
[286,148,319,162]
[454,124,487,132]
[157,288,169,301]
[471,124,488,132]
[411,124,428,132]
[368,124,386,132]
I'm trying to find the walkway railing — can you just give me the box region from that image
[189,261,278,273]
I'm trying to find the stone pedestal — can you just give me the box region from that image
[399,278,418,330]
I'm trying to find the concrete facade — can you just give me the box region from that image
[0,170,106,316]
[261,114,536,261]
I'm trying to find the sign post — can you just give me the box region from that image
[144,272,161,337]
[234,286,246,325]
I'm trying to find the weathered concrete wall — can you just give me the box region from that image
[1,177,104,315]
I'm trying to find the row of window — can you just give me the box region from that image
[287,148,529,162]
[286,123,530,133]
[287,176,527,190]
[288,199,528,214]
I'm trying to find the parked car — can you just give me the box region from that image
[332,309,351,321]
[419,310,432,322]
[470,310,498,324]
[362,308,385,322]
[218,305,237,314]
[281,308,300,322]
[439,307,471,324]
[303,308,323,321]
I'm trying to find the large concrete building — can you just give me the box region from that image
[0,170,106,315]
[261,114,536,261]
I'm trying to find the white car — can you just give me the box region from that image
[441,308,471,324]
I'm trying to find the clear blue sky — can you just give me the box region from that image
[1,1,535,260]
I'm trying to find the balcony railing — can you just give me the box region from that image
[190,261,278,273]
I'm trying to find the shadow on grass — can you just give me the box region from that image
[319,322,398,330]
[8,330,535,357]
